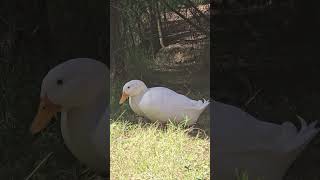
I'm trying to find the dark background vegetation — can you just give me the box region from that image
[1,0,209,179]
[213,0,320,179]
[0,0,106,179]
[110,0,210,127]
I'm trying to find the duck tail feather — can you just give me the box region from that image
[199,99,210,109]
[282,116,319,152]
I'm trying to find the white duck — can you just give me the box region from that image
[29,58,108,176]
[213,100,319,180]
[119,80,209,125]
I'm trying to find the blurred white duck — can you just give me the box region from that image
[119,80,209,125]
[30,58,108,176]
[213,100,319,180]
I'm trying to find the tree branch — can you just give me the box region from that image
[183,0,210,22]
[159,0,209,36]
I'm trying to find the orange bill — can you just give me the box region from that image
[119,92,129,104]
[30,95,61,134]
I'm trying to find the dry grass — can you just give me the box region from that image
[110,116,210,180]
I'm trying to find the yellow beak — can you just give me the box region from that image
[119,92,129,104]
[30,95,61,134]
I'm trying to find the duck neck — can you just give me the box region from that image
[133,88,147,101]
[128,88,147,116]
[130,87,146,103]
[60,92,106,160]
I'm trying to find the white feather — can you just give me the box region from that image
[213,101,319,180]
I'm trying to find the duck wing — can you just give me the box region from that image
[140,87,208,110]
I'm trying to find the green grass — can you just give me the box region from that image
[110,116,210,180]
[235,170,265,180]
[236,170,250,180]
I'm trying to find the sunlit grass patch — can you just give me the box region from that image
[110,117,210,180]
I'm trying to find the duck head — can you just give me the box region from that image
[30,58,107,134]
[119,80,147,104]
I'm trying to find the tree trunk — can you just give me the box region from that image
[110,0,126,80]
[156,1,165,48]
[147,1,161,54]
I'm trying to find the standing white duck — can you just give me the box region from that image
[29,58,108,176]
[119,80,209,125]
[213,100,319,180]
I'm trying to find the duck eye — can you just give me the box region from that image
[127,86,130,89]
[56,79,63,85]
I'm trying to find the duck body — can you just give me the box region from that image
[120,80,209,125]
[212,100,319,180]
[61,98,107,174]
[30,58,108,176]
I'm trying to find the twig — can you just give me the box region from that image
[212,3,291,16]
[115,109,127,121]
[244,89,262,107]
[89,174,101,180]
[80,167,90,176]
[24,152,54,180]
[183,84,191,96]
